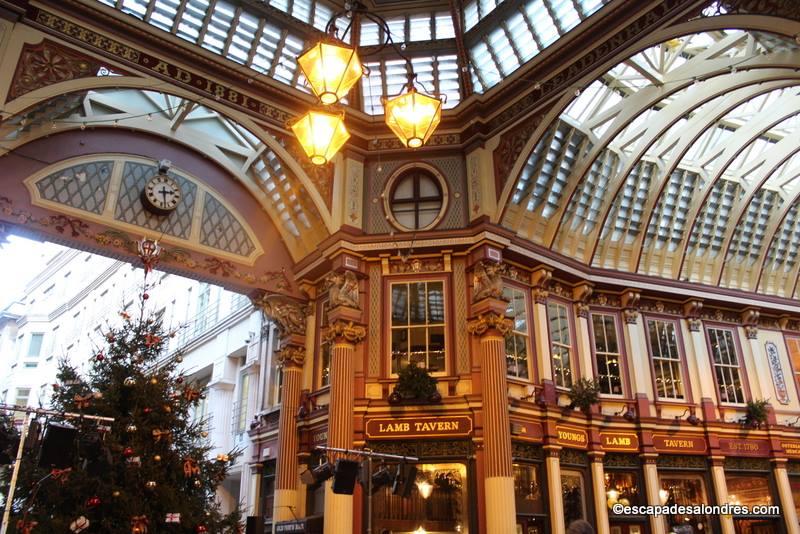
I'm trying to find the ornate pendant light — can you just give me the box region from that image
[383,86,443,148]
[290,109,350,165]
[291,2,444,164]
[297,42,364,105]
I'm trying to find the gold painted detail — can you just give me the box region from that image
[472,260,506,302]
[687,318,703,332]
[467,312,513,337]
[323,319,366,344]
[324,270,361,309]
[623,308,639,325]
[251,293,307,336]
[277,345,306,368]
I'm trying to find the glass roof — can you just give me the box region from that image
[503,28,800,297]
[93,0,609,113]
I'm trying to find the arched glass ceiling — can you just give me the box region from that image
[1,87,330,259]
[92,0,610,113]
[503,29,800,298]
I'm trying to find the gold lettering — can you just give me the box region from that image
[228,90,239,104]
[175,68,192,84]
[151,60,171,76]
[215,84,226,99]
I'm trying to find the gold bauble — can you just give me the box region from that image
[145,480,157,489]
[194,479,202,487]
[123,377,135,387]
[163,404,172,413]
[200,431,209,438]
[154,455,162,462]
[112,491,120,497]
[150,377,158,385]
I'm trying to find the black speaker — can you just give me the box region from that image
[332,459,360,495]
[392,463,418,498]
[245,516,264,534]
[38,422,77,469]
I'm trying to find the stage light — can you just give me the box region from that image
[392,463,418,497]
[332,459,361,495]
[300,461,335,485]
[371,466,394,493]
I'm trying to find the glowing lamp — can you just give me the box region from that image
[416,480,433,499]
[298,42,364,105]
[413,527,427,534]
[383,87,442,148]
[290,110,350,165]
[659,488,670,505]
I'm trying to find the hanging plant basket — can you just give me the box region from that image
[388,363,441,404]
[743,399,769,429]
[566,378,600,414]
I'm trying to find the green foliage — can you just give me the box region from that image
[3,283,241,533]
[567,378,600,412]
[745,398,770,427]
[389,363,440,403]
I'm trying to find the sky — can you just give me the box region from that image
[0,235,67,309]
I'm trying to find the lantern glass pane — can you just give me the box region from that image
[298,42,363,104]
[290,110,350,165]
[384,90,442,148]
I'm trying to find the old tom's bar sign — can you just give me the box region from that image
[653,434,707,454]
[365,415,473,440]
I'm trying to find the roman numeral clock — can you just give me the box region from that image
[141,160,182,215]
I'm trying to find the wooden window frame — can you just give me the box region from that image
[546,297,578,390]
[384,275,451,378]
[588,310,630,398]
[643,315,693,404]
[503,283,535,382]
[703,324,751,406]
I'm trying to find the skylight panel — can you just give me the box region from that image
[765,203,800,272]
[313,4,333,32]
[227,11,259,64]
[727,189,782,264]
[201,1,236,54]
[644,168,702,251]
[525,2,559,47]
[435,12,455,39]
[177,0,209,43]
[360,22,380,46]
[487,27,519,76]
[291,0,313,25]
[471,41,502,89]
[602,160,655,243]
[121,0,148,18]
[463,0,506,31]
[687,179,741,257]
[564,148,620,234]
[150,0,181,32]
[409,14,432,42]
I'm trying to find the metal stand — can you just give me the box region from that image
[0,404,114,534]
[315,445,419,534]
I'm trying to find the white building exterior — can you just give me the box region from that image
[0,244,282,521]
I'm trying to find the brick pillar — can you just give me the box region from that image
[467,297,517,533]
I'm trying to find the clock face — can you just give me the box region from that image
[142,173,182,215]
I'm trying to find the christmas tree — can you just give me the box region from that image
[3,241,241,533]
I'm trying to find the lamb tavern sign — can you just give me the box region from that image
[365,416,473,440]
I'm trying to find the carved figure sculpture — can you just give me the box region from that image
[472,260,505,302]
[326,270,361,309]
[253,293,306,336]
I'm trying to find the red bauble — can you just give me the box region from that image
[122,447,135,458]
[196,526,208,533]
[96,353,105,362]
[52,384,60,391]
[86,496,101,507]
[143,407,152,414]
[142,293,149,300]
[176,377,184,384]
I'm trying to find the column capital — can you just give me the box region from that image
[622,289,641,324]
[277,345,306,368]
[467,312,513,338]
[323,319,366,345]
[543,444,562,457]
[639,453,659,464]
[687,317,703,332]
[251,292,308,337]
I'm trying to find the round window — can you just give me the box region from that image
[385,167,447,231]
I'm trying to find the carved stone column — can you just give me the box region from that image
[467,298,517,534]
[273,343,305,521]
[322,306,365,534]
[710,457,735,534]
[251,292,308,523]
[741,308,771,400]
[572,282,595,383]
[641,454,666,534]
[773,458,800,534]
[544,446,565,534]
[530,267,555,401]
[620,289,651,417]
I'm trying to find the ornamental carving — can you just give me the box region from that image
[493,118,541,199]
[512,442,545,461]
[8,40,122,102]
[724,457,770,472]
[472,260,506,302]
[576,303,590,319]
[323,320,366,345]
[276,345,305,368]
[744,325,758,339]
[390,257,444,274]
[324,270,361,309]
[701,308,739,323]
[590,293,621,307]
[687,318,703,332]
[720,0,800,20]
[466,312,514,337]
[559,448,588,467]
[640,299,681,316]
[623,308,639,325]
[656,455,707,470]
[532,288,549,305]
[251,293,307,336]
[603,453,641,468]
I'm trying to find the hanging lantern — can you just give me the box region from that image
[298,42,364,105]
[290,109,350,165]
[383,87,442,148]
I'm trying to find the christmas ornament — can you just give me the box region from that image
[86,496,101,507]
[92,391,103,399]
[126,424,137,433]
[145,480,157,489]
[200,431,209,438]
[176,376,184,384]
[124,377,136,387]
[52,383,59,391]
[165,513,181,523]
[216,454,229,462]
[163,404,172,413]
[130,515,149,534]
[194,479,202,488]
[143,407,152,414]
[120,311,131,321]
[137,238,160,274]
[150,377,158,385]
[145,333,161,347]
[95,353,105,362]
[196,525,208,532]
[126,456,142,466]
[16,520,37,534]
[153,454,161,462]
[112,491,121,497]
[152,428,172,443]
[123,447,135,457]
[183,458,200,477]
[70,516,90,533]
[142,293,149,300]
[106,333,115,342]
[183,386,201,401]
[175,354,183,363]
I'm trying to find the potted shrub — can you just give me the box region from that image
[388,363,441,404]
[567,378,600,414]
[743,399,770,429]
